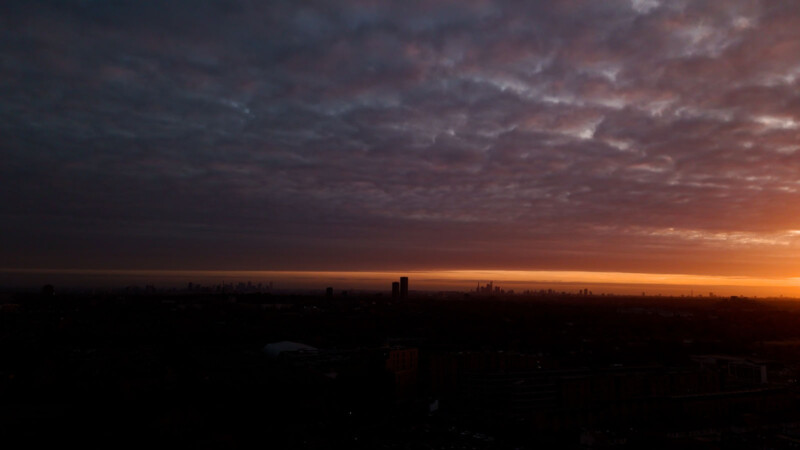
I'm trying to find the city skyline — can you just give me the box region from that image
[3,1,800,294]
[3,268,800,297]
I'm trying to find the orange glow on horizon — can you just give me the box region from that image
[4,268,800,297]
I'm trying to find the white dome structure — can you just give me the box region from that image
[262,341,317,358]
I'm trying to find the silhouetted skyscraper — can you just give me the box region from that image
[392,282,400,298]
[400,277,408,298]
[41,284,55,297]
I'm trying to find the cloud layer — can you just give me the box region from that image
[3,0,800,276]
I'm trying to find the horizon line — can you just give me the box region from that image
[2,268,800,289]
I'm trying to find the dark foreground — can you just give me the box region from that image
[3,289,800,448]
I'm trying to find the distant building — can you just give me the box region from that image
[385,347,418,402]
[475,281,508,295]
[400,277,408,298]
[326,287,333,298]
[392,282,400,298]
[41,284,55,297]
[692,355,768,387]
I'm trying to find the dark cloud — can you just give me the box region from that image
[3,0,800,276]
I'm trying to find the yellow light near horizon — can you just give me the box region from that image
[4,267,800,296]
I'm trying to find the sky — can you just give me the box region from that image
[3,0,800,291]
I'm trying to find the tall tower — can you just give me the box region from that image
[392,282,400,298]
[400,277,409,298]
